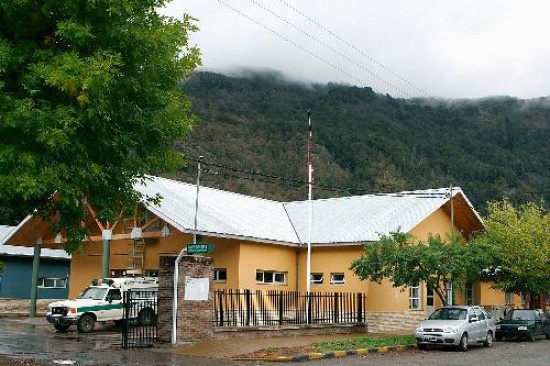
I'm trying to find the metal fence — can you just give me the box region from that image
[213,289,366,327]
[121,289,158,349]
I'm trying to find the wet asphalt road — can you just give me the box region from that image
[0,318,251,366]
[1,318,549,366]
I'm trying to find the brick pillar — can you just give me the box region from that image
[157,255,214,344]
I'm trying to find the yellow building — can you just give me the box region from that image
[2,176,518,321]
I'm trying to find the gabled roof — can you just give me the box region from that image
[0,225,70,259]
[134,177,300,245]
[135,176,484,246]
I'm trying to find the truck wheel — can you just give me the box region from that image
[77,313,95,333]
[483,331,493,347]
[54,324,69,333]
[137,308,155,326]
[458,333,468,352]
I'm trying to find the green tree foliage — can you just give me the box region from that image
[350,232,482,306]
[0,1,200,251]
[176,72,549,209]
[470,199,550,298]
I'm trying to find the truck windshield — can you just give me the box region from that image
[78,287,108,300]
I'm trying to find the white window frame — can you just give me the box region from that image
[330,273,345,285]
[505,291,514,306]
[445,281,453,306]
[256,270,287,285]
[38,277,67,289]
[310,273,324,285]
[214,268,227,282]
[409,284,421,310]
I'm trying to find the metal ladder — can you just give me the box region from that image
[130,239,146,274]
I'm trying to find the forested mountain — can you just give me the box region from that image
[169,71,549,212]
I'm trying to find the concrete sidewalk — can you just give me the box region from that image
[170,333,363,358]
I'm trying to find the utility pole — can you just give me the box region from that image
[194,156,204,244]
[306,110,313,324]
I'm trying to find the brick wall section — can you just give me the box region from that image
[0,299,57,316]
[157,255,176,343]
[157,254,214,344]
[364,310,426,333]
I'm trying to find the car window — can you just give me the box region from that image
[506,310,535,321]
[428,308,467,320]
[107,289,122,301]
[475,309,485,320]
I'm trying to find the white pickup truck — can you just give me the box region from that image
[46,277,158,333]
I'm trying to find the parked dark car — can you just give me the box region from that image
[495,309,550,342]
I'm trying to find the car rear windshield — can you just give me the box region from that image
[505,310,535,321]
[428,308,467,320]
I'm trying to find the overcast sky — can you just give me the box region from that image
[162,0,550,99]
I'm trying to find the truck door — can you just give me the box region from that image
[103,289,123,320]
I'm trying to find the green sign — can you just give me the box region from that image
[187,243,215,254]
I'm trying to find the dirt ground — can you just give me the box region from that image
[234,344,315,359]
[0,355,48,366]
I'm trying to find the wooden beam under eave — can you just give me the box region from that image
[86,203,104,231]
[84,230,163,242]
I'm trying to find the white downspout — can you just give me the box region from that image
[171,247,187,346]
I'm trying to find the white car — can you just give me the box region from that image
[415,305,496,351]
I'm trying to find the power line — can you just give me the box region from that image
[249,0,411,98]
[274,0,431,98]
[214,0,390,95]
[184,156,369,194]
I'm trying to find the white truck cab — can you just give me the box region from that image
[46,277,158,333]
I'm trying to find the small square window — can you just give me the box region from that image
[214,268,227,282]
[310,273,323,284]
[330,273,345,285]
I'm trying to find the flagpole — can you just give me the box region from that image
[306,110,313,324]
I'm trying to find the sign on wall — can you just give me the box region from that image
[184,276,209,301]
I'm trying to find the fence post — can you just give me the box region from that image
[278,291,284,325]
[357,293,363,323]
[218,290,224,327]
[333,292,339,323]
[245,289,251,326]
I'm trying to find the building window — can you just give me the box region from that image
[256,270,287,285]
[409,284,421,310]
[505,291,514,306]
[38,277,67,289]
[445,282,453,306]
[330,273,345,285]
[310,273,323,285]
[465,283,474,305]
[214,268,227,282]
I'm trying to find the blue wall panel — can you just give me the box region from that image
[0,256,70,299]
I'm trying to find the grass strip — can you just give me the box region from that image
[312,334,416,353]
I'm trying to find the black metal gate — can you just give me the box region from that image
[121,289,158,349]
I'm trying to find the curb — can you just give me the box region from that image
[233,344,417,362]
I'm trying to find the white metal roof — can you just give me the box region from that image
[136,176,465,246]
[134,177,300,245]
[284,188,456,244]
[0,225,70,259]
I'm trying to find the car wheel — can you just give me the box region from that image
[483,331,493,347]
[137,308,156,326]
[527,332,535,342]
[77,313,95,333]
[53,324,70,333]
[458,333,468,352]
[495,334,503,342]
